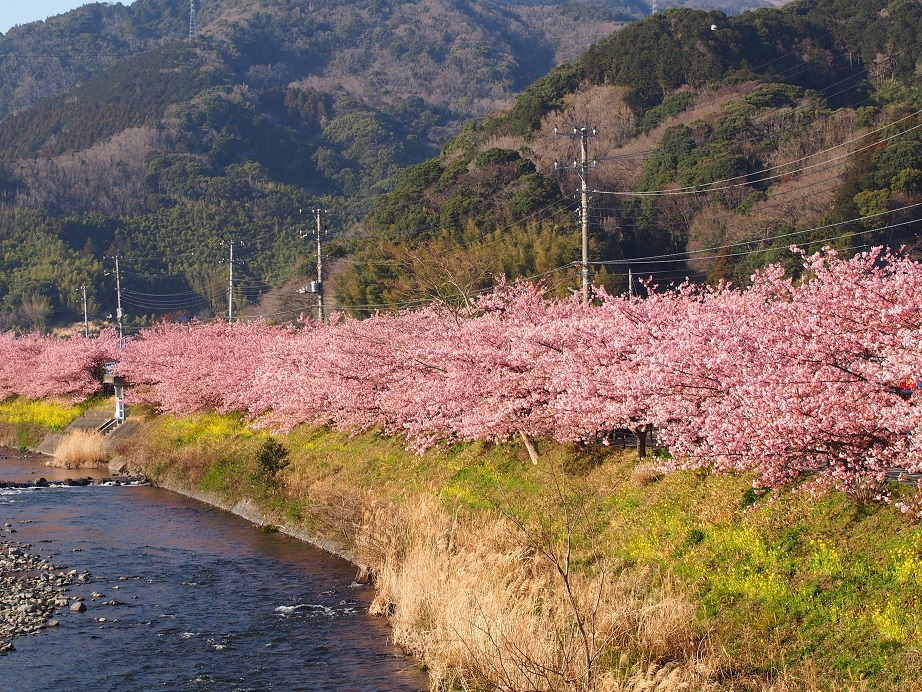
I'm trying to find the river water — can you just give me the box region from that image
[0,452,427,691]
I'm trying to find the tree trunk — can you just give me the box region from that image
[633,425,648,460]
[520,431,539,465]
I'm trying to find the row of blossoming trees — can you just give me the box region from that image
[2,248,921,500]
[0,329,122,402]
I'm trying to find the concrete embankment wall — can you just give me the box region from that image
[149,476,359,566]
[34,406,143,473]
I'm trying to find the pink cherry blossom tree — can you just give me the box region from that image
[115,319,284,415]
[0,329,120,402]
[7,244,919,508]
[654,248,922,495]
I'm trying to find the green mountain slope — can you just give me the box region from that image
[336,0,922,310]
[2,0,919,330]
[0,0,635,330]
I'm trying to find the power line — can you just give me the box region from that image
[593,108,922,198]
[588,203,922,266]
[360,42,922,272]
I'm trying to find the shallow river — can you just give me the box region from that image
[0,453,427,691]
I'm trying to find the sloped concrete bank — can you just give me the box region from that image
[34,405,142,459]
[148,476,360,567]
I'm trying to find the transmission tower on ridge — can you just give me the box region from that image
[651,0,658,14]
[189,0,198,41]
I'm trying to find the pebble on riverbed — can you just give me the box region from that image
[1,540,81,653]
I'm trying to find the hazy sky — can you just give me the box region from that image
[0,1,137,35]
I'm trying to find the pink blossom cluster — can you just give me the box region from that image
[0,329,121,402]
[5,248,921,495]
[113,319,289,415]
[642,247,922,491]
[118,247,922,492]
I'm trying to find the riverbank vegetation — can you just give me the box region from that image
[106,411,922,690]
[46,429,109,469]
[5,395,922,688]
[0,397,99,450]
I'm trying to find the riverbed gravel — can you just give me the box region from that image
[0,538,88,653]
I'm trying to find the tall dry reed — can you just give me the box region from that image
[48,430,109,468]
[346,495,702,691]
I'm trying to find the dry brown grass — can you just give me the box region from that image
[275,451,711,691]
[598,661,712,691]
[631,467,664,488]
[47,430,109,468]
[347,495,703,691]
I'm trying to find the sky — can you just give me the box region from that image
[0,1,137,35]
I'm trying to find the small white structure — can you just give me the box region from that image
[103,362,127,423]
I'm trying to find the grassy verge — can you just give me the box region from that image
[21,404,922,690]
[0,395,107,450]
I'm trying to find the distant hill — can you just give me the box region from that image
[5,0,915,332]
[0,0,624,122]
[0,0,787,124]
[335,0,922,311]
[0,0,635,330]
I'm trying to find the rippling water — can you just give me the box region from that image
[0,454,427,691]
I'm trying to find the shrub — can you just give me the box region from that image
[256,437,290,479]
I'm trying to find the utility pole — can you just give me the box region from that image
[81,285,89,337]
[299,208,327,321]
[219,237,242,321]
[189,0,197,41]
[628,267,633,299]
[314,209,325,322]
[554,126,597,304]
[114,255,124,344]
[227,239,235,321]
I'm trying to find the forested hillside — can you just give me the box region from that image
[2,0,920,330]
[0,0,775,122]
[0,0,634,330]
[337,0,922,310]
